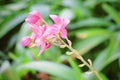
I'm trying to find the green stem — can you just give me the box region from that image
[30,49,38,61]
[42,19,49,25]
[58,37,102,80]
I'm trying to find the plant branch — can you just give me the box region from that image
[57,36,103,80]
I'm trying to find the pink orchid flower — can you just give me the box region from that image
[38,38,51,56]
[33,25,47,46]
[49,15,70,39]
[30,25,51,55]
[43,25,57,37]
[21,36,31,46]
[21,11,70,55]
[25,11,42,26]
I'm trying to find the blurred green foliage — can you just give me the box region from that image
[0,0,120,80]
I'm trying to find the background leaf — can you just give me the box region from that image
[102,3,120,24]
[17,61,76,80]
[68,57,85,80]
[0,13,27,38]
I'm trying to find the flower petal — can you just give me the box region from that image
[38,41,51,56]
[25,11,42,26]
[38,42,46,56]
[43,25,57,37]
[60,28,68,39]
[49,15,61,24]
[62,18,70,28]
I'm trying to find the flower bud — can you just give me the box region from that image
[21,37,31,46]
[87,59,92,66]
[66,51,73,55]
[60,45,66,48]
[78,64,85,67]
[25,11,42,26]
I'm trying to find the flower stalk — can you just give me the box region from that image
[58,35,102,80]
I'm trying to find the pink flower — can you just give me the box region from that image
[33,25,47,46]
[38,38,51,56]
[43,25,57,37]
[49,15,70,38]
[30,25,47,38]
[30,25,52,55]
[21,12,70,55]
[21,36,31,46]
[25,11,42,26]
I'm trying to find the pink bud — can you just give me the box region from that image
[21,37,31,46]
[25,11,42,26]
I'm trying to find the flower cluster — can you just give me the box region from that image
[21,11,70,55]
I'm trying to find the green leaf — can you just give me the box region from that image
[84,72,108,80]
[70,29,111,39]
[62,0,81,8]
[84,0,119,9]
[68,57,85,80]
[0,61,21,80]
[99,73,109,80]
[5,2,26,11]
[0,13,27,38]
[93,33,120,71]
[8,52,17,61]
[43,46,62,62]
[30,4,50,18]
[67,18,112,30]
[17,61,76,80]
[102,3,120,24]
[0,51,8,60]
[74,34,110,55]
[6,34,18,51]
[15,23,31,55]
[60,9,75,20]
